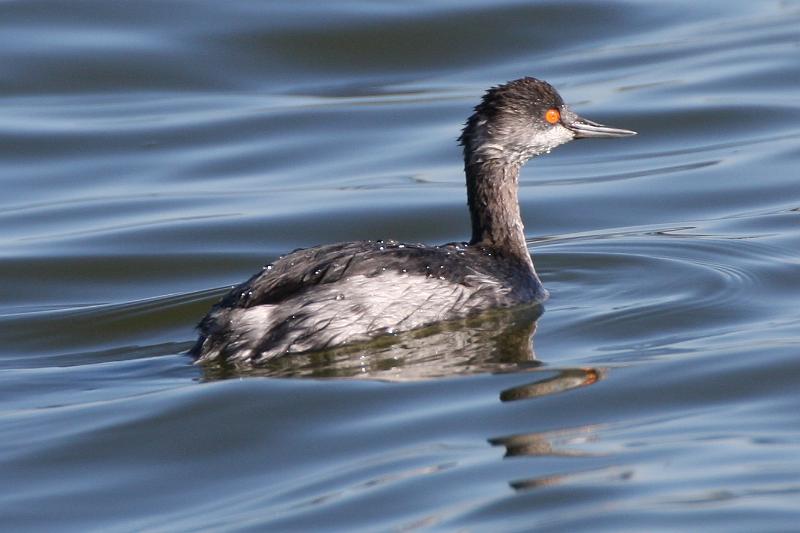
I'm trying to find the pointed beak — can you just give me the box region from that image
[568,116,637,139]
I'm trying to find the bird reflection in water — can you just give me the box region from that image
[491,367,606,493]
[197,303,606,494]
[199,304,546,380]
[198,303,602,388]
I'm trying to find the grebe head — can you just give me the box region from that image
[460,77,636,167]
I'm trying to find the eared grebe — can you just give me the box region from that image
[192,77,635,365]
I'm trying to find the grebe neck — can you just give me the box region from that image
[466,160,534,271]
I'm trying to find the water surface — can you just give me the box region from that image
[1,0,800,530]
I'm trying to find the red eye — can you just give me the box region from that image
[545,108,561,124]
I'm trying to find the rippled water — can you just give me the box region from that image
[2,0,799,530]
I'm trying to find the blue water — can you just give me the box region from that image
[2,0,800,530]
